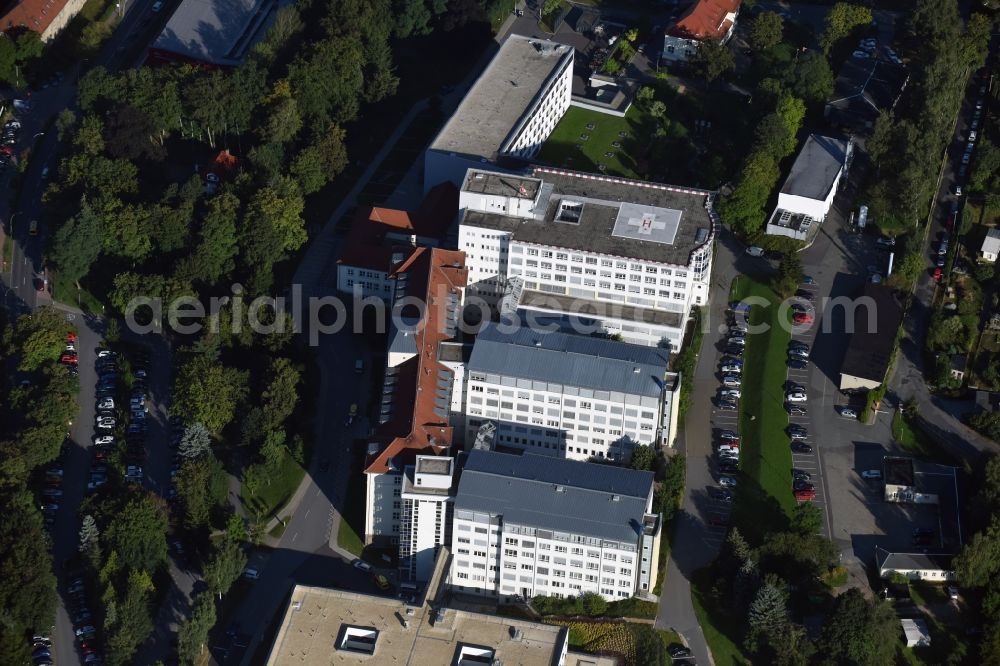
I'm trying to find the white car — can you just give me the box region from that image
[721,364,742,374]
[728,336,746,346]
[786,392,808,402]
[352,559,373,573]
[97,349,114,358]
[93,435,114,446]
[969,130,978,143]
[97,398,115,410]
[720,388,741,399]
[722,375,741,387]
[719,475,737,488]
[861,469,882,480]
[746,246,764,257]
[718,445,740,454]
[840,408,858,419]
[243,567,260,580]
[96,417,116,428]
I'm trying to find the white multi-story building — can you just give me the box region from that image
[424,35,573,192]
[449,450,661,602]
[765,134,852,241]
[458,167,717,350]
[463,322,680,459]
[399,456,456,582]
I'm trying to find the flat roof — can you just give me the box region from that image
[462,167,715,267]
[469,322,671,397]
[781,134,850,201]
[429,35,573,162]
[519,290,684,328]
[152,0,287,66]
[840,284,904,385]
[266,584,568,666]
[456,450,653,543]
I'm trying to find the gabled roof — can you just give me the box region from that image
[667,0,741,41]
[875,546,954,573]
[455,450,654,543]
[1,0,71,36]
[365,248,467,475]
[338,183,458,271]
[780,134,850,201]
[825,51,908,131]
[982,228,1000,255]
[469,322,671,398]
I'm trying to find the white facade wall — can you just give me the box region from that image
[463,375,665,461]
[337,265,392,299]
[776,187,838,223]
[400,495,450,582]
[501,63,573,160]
[365,471,403,545]
[457,225,515,305]
[450,515,644,601]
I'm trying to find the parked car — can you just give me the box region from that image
[792,312,814,324]
[792,469,812,481]
[791,442,813,453]
[722,375,742,387]
[794,489,816,501]
[787,359,808,370]
[786,391,808,402]
[720,388,741,399]
[719,475,737,488]
[840,407,858,419]
[787,405,807,416]
[243,567,260,580]
[719,430,740,441]
[861,469,882,480]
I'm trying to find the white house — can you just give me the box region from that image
[765,134,852,241]
[458,167,717,350]
[463,322,681,459]
[875,547,955,582]
[449,450,662,602]
[424,35,574,192]
[981,228,1000,263]
[661,0,741,65]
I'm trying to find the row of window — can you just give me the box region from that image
[517,248,688,277]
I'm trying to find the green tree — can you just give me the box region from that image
[4,307,69,371]
[105,495,169,572]
[175,455,227,529]
[649,100,666,118]
[788,52,834,104]
[73,114,105,156]
[395,0,435,38]
[636,86,655,103]
[51,202,103,287]
[693,40,735,82]
[773,252,803,297]
[172,355,249,434]
[179,422,212,460]
[632,625,665,666]
[258,79,302,144]
[105,570,155,666]
[578,591,608,616]
[630,444,656,471]
[178,593,216,664]
[955,517,1000,587]
[789,502,822,536]
[747,583,787,646]
[719,152,780,235]
[750,11,784,51]
[238,180,306,293]
[203,538,248,597]
[0,493,57,654]
[77,66,123,111]
[178,191,240,285]
[820,3,873,54]
[79,514,99,554]
[819,588,898,665]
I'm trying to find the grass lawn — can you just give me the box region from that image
[892,409,959,466]
[544,620,671,664]
[538,106,650,179]
[240,449,305,521]
[337,517,364,557]
[729,276,795,542]
[690,568,750,666]
[52,273,104,314]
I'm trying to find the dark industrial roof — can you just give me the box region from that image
[780,134,850,201]
[840,284,904,385]
[151,0,290,67]
[825,52,908,132]
[468,322,671,397]
[455,450,654,543]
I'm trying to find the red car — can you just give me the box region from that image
[793,312,814,324]
[93,450,107,461]
[933,267,943,281]
[66,332,77,342]
[60,354,78,364]
[794,489,816,501]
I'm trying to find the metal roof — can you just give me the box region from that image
[780,134,850,201]
[875,546,954,573]
[468,322,671,398]
[456,450,654,543]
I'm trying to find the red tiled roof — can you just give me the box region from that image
[0,0,68,36]
[337,183,458,271]
[365,247,467,475]
[668,0,741,41]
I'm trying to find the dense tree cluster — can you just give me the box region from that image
[865,5,990,232]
